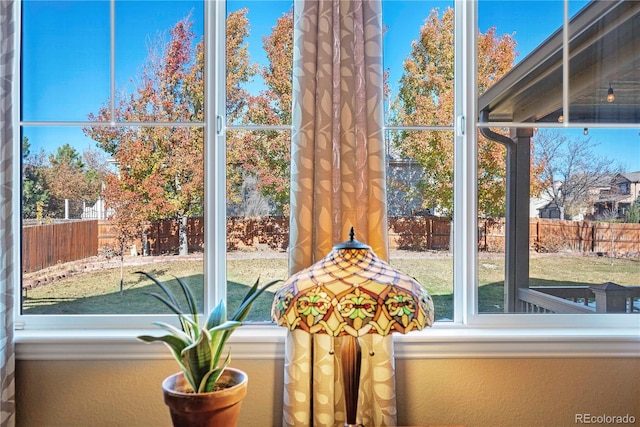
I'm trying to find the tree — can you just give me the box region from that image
[22,137,50,220]
[225,8,259,210]
[85,15,204,256]
[624,196,639,223]
[389,7,517,218]
[624,196,640,224]
[26,143,110,220]
[227,8,293,215]
[532,130,621,220]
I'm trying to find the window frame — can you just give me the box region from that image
[14,0,639,360]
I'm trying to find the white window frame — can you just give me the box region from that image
[14,0,639,362]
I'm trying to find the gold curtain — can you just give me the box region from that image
[284,0,395,425]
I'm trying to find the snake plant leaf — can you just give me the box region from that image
[175,276,199,321]
[137,273,281,394]
[181,328,213,392]
[208,320,241,366]
[205,299,227,330]
[231,278,282,322]
[136,271,181,308]
[147,321,192,343]
[200,353,232,393]
[138,334,188,361]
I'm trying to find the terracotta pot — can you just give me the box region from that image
[162,368,248,427]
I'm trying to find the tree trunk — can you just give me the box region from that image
[179,215,189,256]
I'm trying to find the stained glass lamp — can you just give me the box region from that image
[272,228,435,427]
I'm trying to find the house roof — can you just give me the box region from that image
[478,0,640,124]
[620,171,640,183]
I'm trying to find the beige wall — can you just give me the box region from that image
[17,358,640,427]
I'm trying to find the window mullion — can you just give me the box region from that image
[454,0,478,325]
[204,0,227,311]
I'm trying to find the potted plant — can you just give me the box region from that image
[136,271,281,427]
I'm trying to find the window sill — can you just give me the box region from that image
[15,324,640,361]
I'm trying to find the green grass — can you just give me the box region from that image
[22,253,639,321]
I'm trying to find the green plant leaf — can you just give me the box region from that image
[136,271,181,308]
[205,299,227,330]
[148,321,192,343]
[181,328,213,392]
[175,275,199,324]
[208,320,241,365]
[200,353,231,393]
[231,278,281,322]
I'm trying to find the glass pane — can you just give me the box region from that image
[226,1,293,126]
[383,0,455,127]
[226,129,291,321]
[477,1,565,124]
[479,127,640,314]
[21,126,205,314]
[21,0,110,122]
[115,1,204,123]
[386,129,454,321]
[567,1,640,124]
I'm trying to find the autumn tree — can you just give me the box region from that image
[225,8,259,210]
[389,7,517,218]
[227,8,293,215]
[85,15,204,256]
[31,143,108,219]
[532,129,620,220]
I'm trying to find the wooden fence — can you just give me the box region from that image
[22,220,99,273]
[479,218,640,254]
[22,216,640,273]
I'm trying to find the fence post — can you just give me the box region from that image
[589,282,628,313]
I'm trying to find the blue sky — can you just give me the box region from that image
[22,0,639,172]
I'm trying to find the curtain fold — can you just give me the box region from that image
[0,1,16,426]
[285,0,394,425]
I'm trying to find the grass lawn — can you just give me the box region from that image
[22,252,639,321]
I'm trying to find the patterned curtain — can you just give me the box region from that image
[0,1,16,426]
[284,1,395,425]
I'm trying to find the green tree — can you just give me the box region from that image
[22,137,50,220]
[624,197,640,223]
[389,7,517,218]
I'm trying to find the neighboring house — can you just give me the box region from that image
[592,171,640,219]
[386,158,428,216]
[531,181,564,219]
[530,172,640,220]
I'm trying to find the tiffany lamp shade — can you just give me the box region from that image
[272,228,435,427]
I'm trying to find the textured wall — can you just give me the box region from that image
[16,358,640,427]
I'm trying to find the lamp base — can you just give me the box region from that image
[341,336,362,427]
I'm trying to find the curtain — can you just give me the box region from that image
[284,1,394,425]
[0,1,16,426]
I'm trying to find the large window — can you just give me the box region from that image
[477,0,640,317]
[14,0,638,352]
[382,1,455,321]
[19,0,206,325]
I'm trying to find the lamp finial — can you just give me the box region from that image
[349,227,355,242]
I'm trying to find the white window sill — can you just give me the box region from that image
[15,323,640,361]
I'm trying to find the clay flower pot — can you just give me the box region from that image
[162,368,248,427]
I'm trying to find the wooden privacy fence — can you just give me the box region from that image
[22,220,98,273]
[101,216,637,253]
[479,218,640,254]
[23,216,640,273]
[98,218,205,256]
